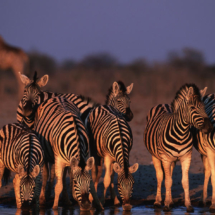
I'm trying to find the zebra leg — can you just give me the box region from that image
[110,164,120,205]
[162,160,173,211]
[89,157,103,202]
[201,155,210,206]
[39,163,48,206]
[101,157,112,205]
[62,166,72,206]
[206,148,215,212]
[152,156,163,208]
[0,160,5,188]
[13,174,22,209]
[180,153,194,212]
[52,159,65,210]
[46,163,55,198]
[169,161,176,205]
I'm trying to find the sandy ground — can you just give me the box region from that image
[0,78,211,209]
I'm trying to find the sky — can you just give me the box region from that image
[0,1,215,64]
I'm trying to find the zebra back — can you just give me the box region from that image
[0,123,44,204]
[88,105,132,174]
[34,96,89,166]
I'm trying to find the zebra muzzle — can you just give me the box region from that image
[122,203,132,211]
[80,193,91,211]
[125,108,133,122]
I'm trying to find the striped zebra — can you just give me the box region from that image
[0,123,44,208]
[18,72,134,208]
[17,72,96,129]
[144,84,213,212]
[87,83,138,211]
[192,92,215,212]
[34,96,103,210]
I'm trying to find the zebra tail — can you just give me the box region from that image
[3,167,11,185]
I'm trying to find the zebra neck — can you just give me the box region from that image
[171,111,190,133]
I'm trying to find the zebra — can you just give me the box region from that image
[144,84,213,212]
[22,94,102,210]
[87,82,138,211]
[192,92,215,212]
[0,123,44,209]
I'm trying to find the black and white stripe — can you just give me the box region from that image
[144,84,212,212]
[33,96,95,210]
[192,92,215,212]
[87,81,138,211]
[0,123,43,208]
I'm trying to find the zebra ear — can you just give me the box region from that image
[129,163,139,174]
[17,164,25,177]
[19,72,31,86]
[200,87,207,99]
[36,75,49,87]
[70,156,79,170]
[113,162,122,174]
[112,82,120,97]
[32,165,40,178]
[126,83,133,94]
[187,87,194,101]
[85,157,95,172]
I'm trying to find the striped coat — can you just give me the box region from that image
[0,123,44,208]
[144,84,212,212]
[33,96,98,210]
[87,105,138,210]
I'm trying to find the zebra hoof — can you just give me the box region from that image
[163,205,171,212]
[154,203,161,208]
[209,206,215,213]
[52,206,58,210]
[187,205,194,213]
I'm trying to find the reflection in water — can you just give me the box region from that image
[1,206,213,215]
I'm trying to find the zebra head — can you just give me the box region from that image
[70,156,94,211]
[19,71,49,118]
[172,84,213,133]
[106,81,133,121]
[113,162,139,211]
[17,164,40,205]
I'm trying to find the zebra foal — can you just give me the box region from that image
[0,123,44,208]
[87,81,139,211]
[144,84,212,212]
[192,93,215,212]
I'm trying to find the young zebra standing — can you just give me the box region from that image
[87,81,139,211]
[192,93,215,212]
[0,123,44,208]
[144,84,212,212]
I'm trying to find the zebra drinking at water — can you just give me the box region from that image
[87,81,139,211]
[144,84,213,212]
[0,123,44,209]
[192,92,215,212]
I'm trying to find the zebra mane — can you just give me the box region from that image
[77,95,100,107]
[105,81,127,105]
[33,71,38,84]
[171,83,201,112]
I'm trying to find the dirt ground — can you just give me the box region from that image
[0,73,211,209]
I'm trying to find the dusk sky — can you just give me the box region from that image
[0,1,215,64]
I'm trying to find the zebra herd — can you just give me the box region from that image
[1,72,215,213]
